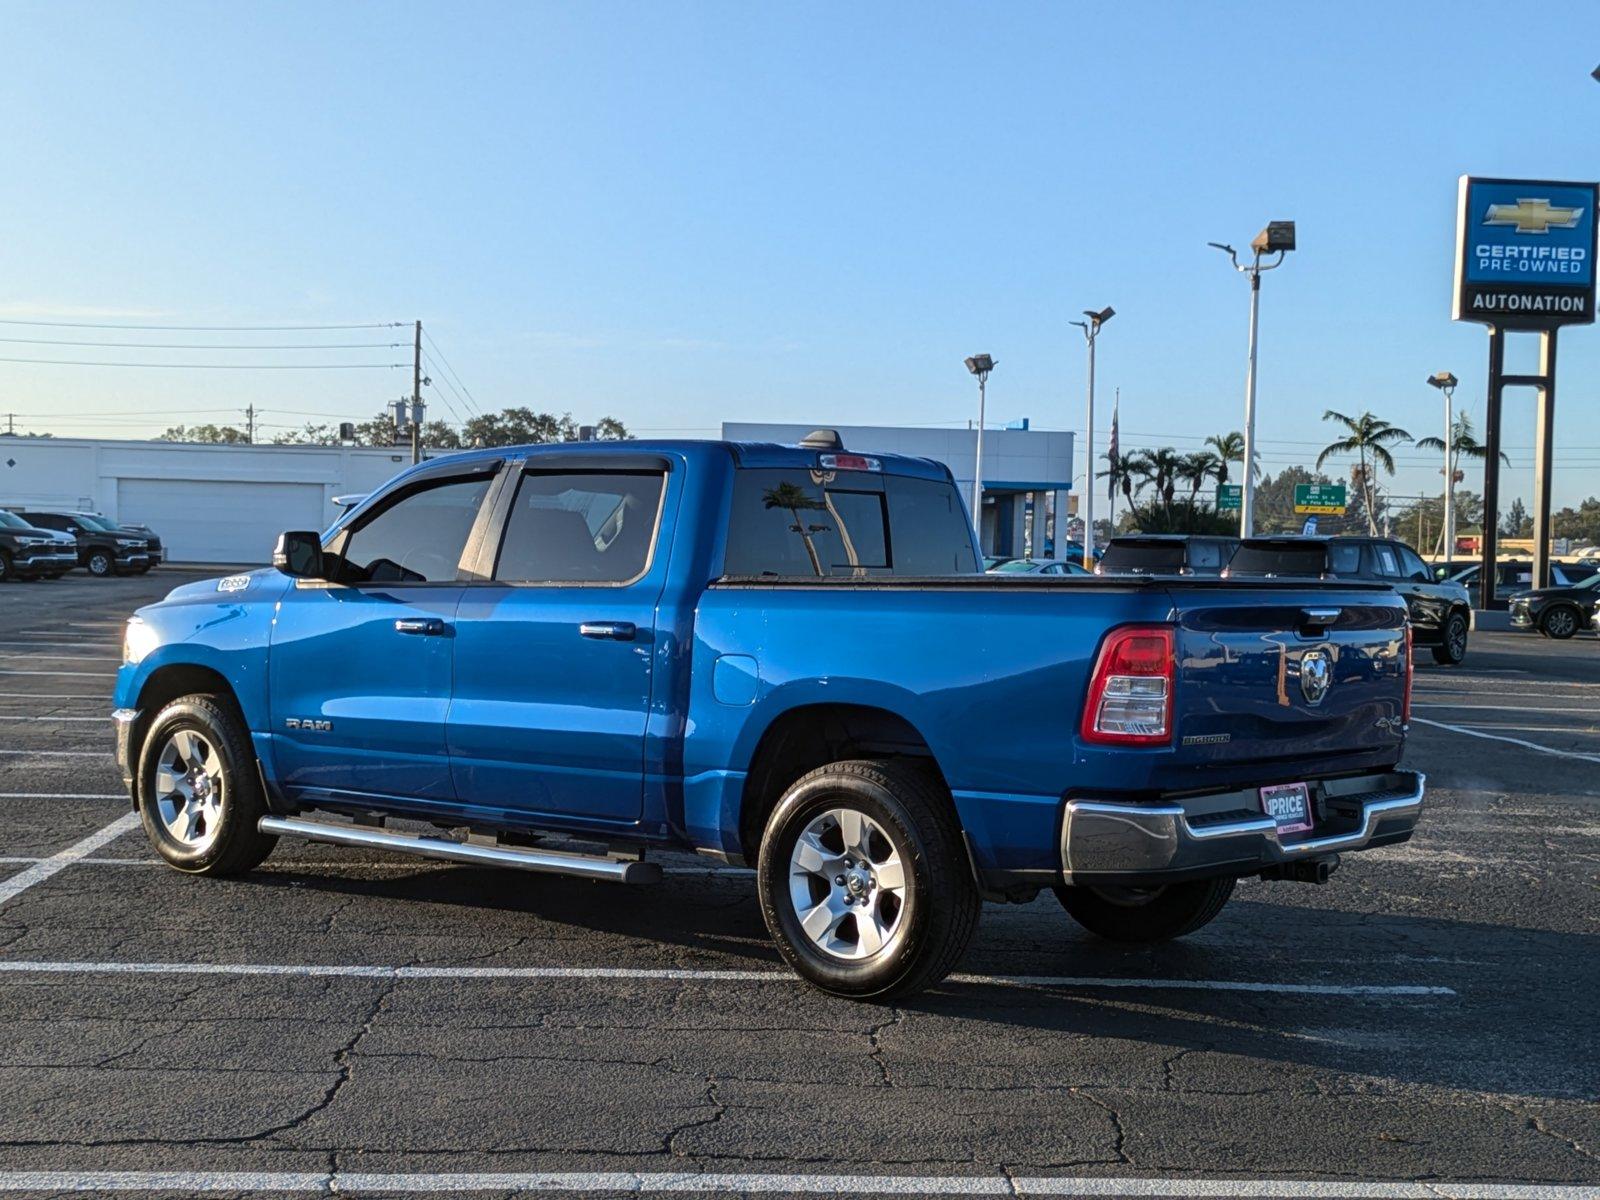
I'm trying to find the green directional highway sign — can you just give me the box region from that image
[1294,482,1347,515]
[1215,483,1242,511]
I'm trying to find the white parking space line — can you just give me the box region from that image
[0,856,747,876]
[0,669,118,679]
[0,960,1455,996]
[1451,723,1600,735]
[0,813,140,907]
[0,749,111,758]
[0,793,124,799]
[0,1172,1572,1196]
[0,715,108,722]
[0,655,119,664]
[0,693,107,701]
[1410,717,1600,764]
[1414,702,1598,715]
[0,640,123,649]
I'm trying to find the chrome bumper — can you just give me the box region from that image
[1060,770,1424,886]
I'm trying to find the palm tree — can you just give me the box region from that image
[1135,447,1186,509]
[1205,432,1247,484]
[1316,411,1413,534]
[1098,453,1142,513]
[763,482,828,575]
[1415,412,1510,474]
[1178,451,1221,503]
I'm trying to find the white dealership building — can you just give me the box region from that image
[723,421,1076,560]
[0,436,417,564]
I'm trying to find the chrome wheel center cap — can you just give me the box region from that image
[844,868,872,897]
[192,772,212,799]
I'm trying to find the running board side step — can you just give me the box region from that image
[257,816,662,884]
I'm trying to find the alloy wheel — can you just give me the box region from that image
[787,807,908,961]
[152,728,226,852]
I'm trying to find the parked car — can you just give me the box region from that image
[1509,575,1600,639]
[74,512,164,566]
[16,509,150,577]
[0,509,79,581]
[986,557,1091,576]
[1227,536,1472,665]
[982,555,1015,571]
[114,435,1421,1000]
[1096,534,1239,577]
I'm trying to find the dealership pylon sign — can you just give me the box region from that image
[1454,177,1598,327]
[1452,175,1599,608]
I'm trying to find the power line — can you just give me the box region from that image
[0,318,404,331]
[420,328,482,415]
[0,357,408,369]
[420,351,469,424]
[0,337,408,350]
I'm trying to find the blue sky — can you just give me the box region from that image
[3,1,1599,506]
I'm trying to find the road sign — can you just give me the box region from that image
[1215,483,1242,510]
[1294,483,1347,515]
[1454,176,1599,329]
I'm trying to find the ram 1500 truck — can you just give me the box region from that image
[113,434,1423,999]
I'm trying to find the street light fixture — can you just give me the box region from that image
[1211,221,1295,537]
[964,354,997,523]
[1069,307,1114,569]
[1428,371,1460,557]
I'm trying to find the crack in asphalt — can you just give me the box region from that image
[663,1078,727,1159]
[864,1004,903,1087]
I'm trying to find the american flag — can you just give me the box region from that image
[1106,392,1120,502]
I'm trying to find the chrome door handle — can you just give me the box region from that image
[580,621,636,641]
[395,617,447,636]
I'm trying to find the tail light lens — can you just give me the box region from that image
[1402,623,1413,725]
[1081,625,1175,745]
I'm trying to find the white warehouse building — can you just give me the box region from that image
[723,421,1076,560]
[0,437,420,564]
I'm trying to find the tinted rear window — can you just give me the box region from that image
[1099,541,1187,573]
[723,468,977,577]
[1228,542,1329,577]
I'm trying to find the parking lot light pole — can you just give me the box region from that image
[1069,307,1114,570]
[964,355,996,528]
[1428,371,1459,558]
[1210,222,1295,537]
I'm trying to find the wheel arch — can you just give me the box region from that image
[736,702,954,864]
[129,664,246,797]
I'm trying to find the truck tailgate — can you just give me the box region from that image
[1164,582,1408,776]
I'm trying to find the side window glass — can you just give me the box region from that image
[495,470,666,584]
[724,469,891,577]
[885,475,979,574]
[1373,545,1402,578]
[1328,543,1363,576]
[1398,546,1431,583]
[336,475,492,584]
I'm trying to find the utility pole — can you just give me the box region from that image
[411,319,424,465]
[244,404,256,445]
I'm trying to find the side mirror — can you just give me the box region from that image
[273,531,325,579]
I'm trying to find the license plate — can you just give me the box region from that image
[1260,782,1313,835]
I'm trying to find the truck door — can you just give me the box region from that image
[268,464,500,804]
[448,460,673,824]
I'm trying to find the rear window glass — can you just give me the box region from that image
[1187,540,1232,570]
[1327,543,1363,576]
[1099,541,1187,573]
[1227,542,1329,577]
[723,468,977,577]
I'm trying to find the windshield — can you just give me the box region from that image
[0,511,29,530]
[1228,542,1329,577]
[992,559,1042,573]
[73,514,119,532]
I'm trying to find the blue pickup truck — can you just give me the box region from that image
[113,433,1423,998]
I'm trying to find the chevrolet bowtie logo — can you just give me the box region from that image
[1483,197,1585,234]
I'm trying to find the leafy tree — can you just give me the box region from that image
[1316,410,1413,534]
[1125,497,1236,535]
[1415,413,1509,474]
[271,423,340,446]
[1097,453,1141,511]
[1132,447,1185,508]
[157,424,251,444]
[1501,497,1532,538]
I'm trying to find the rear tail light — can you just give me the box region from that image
[1402,623,1413,725]
[1081,625,1175,745]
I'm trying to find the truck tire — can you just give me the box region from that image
[137,695,277,876]
[1431,611,1469,664]
[1053,877,1235,944]
[1540,605,1580,640]
[756,759,980,1001]
[86,549,113,577]
[0,550,12,582]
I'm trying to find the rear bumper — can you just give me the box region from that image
[1059,769,1424,887]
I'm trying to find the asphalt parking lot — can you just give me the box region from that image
[0,570,1596,1199]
